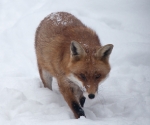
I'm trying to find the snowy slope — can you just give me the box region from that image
[0,0,150,125]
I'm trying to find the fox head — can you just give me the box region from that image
[67,41,113,99]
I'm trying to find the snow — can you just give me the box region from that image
[47,12,64,25]
[0,0,150,125]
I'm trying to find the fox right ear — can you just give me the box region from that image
[70,41,85,61]
[96,44,113,61]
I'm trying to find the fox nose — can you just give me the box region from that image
[88,94,95,99]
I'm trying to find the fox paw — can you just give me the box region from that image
[72,101,85,118]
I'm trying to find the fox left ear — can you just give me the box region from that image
[96,44,113,61]
[70,40,86,61]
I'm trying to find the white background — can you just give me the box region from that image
[0,0,150,125]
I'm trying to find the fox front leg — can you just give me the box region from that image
[80,96,86,107]
[59,81,86,118]
[72,100,85,118]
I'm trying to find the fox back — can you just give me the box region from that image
[35,12,113,118]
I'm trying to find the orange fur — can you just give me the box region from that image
[35,12,113,118]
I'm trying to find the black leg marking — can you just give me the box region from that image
[72,101,85,118]
[80,96,86,107]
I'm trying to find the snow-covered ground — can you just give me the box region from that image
[0,0,150,125]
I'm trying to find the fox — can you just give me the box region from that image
[35,12,113,118]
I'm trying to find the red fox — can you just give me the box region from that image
[35,12,113,118]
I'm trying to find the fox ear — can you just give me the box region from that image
[96,44,113,61]
[70,41,85,60]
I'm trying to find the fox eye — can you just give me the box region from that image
[95,74,101,79]
[80,74,86,81]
